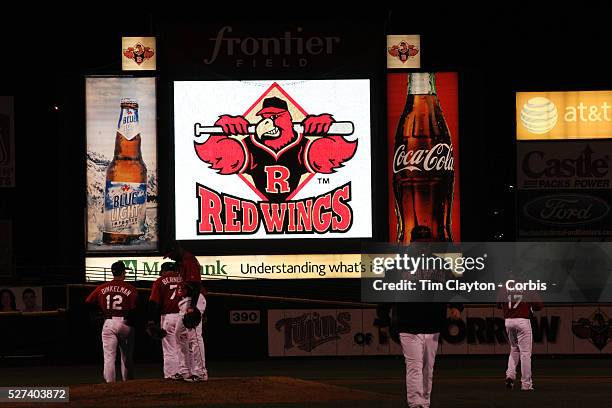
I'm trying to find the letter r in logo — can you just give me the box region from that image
[264,166,290,193]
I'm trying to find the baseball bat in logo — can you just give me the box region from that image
[194,122,354,139]
[192,83,358,235]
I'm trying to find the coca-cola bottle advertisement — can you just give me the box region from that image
[388,72,460,242]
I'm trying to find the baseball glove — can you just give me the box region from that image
[146,321,167,340]
[183,309,202,329]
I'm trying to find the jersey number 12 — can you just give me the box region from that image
[106,294,123,310]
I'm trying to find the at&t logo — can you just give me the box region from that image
[520,97,558,134]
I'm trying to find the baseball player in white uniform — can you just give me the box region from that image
[85,261,138,383]
[376,226,463,408]
[177,291,207,382]
[148,262,184,380]
[498,287,543,390]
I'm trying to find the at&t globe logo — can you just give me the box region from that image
[520,97,558,134]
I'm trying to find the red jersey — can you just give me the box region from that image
[149,271,183,314]
[178,252,202,283]
[497,288,543,319]
[86,280,138,318]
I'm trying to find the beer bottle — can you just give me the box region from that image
[103,98,147,244]
[392,73,455,242]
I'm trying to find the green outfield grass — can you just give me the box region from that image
[0,357,610,407]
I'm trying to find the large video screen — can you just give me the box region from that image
[86,77,158,252]
[173,80,372,240]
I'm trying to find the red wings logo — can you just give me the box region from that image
[192,83,358,235]
[388,42,419,63]
[123,43,155,65]
[572,308,612,351]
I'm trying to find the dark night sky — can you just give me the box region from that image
[0,9,610,281]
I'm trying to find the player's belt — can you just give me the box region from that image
[161,313,180,316]
[107,316,126,321]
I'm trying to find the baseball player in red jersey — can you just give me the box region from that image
[85,261,138,383]
[164,244,203,324]
[148,262,184,380]
[497,284,543,391]
[163,243,207,382]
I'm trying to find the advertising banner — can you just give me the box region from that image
[85,253,370,282]
[160,23,379,76]
[122,37,156,71]
[517,141,612,190]
[174,79,372,240]
[571,306,612,354]
[387,73,460,242]
[516,140,612,240]
[268,306,612,356]
[86,77,158,252]
[386,35,420,69]
[0,96,14,187]
[517,190,612,239]
[517,91,612,140]
[0,287,43,313]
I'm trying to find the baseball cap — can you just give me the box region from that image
[256,97,288,116]
[111,261,132,276]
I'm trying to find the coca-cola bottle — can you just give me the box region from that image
[392,73,455,242]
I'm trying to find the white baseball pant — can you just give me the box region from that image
[160,313,181,378]
[400,332,439,408]
[177,294,207,378]
[505,318,533,390]
[101,317,134,383]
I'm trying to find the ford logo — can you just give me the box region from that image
[523,194,610,226]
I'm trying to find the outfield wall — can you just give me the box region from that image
[268,306,612,356]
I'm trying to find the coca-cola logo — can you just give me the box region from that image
[393,143,454,173]
[523,194,610,226]
[521,145,609,179]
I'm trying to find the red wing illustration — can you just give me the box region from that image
[388,46,399,57]
[194,136,246,175]
[144,48,155,58]
[307,136,357,174]
[409,48,419,57]
[123,48,134,59]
